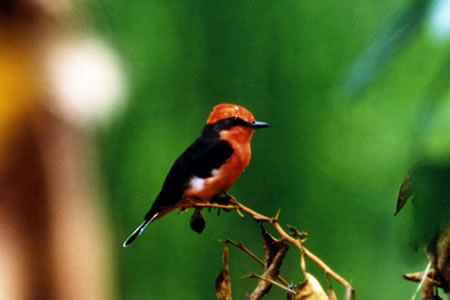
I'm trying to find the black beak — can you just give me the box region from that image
[249,121,270,129]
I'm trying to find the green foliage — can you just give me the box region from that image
[89,0,450,299]
[410,164,450,247]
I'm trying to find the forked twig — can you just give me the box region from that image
[221,239,290,286]
[228,197,354,298]
[179,196,354,299]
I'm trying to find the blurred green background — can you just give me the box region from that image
[85,0,450,299]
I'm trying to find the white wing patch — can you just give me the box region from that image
[188,169,221,192]
[189,176,205,191]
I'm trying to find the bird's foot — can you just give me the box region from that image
[211,193,232,205]
[210,193,234,215]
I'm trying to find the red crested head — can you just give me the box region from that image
[207,103,256,124]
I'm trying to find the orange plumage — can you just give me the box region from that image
[184,104,256,201]
[123,103,269,246]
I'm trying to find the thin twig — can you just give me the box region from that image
[228,197,270,221]
[229,198,354,297]
[244,273,295,295]
[178,196,354,299]
[184,202,236,210]
[235,206,245,218]
[403,271,441,286]
[221,239,290,286]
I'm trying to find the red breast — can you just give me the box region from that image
[183,104,257,201]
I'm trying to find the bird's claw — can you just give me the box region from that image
[210,193,233,215]
[211,193,232,205]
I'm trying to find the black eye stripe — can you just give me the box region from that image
[214,117,251,129]
[202,117,252,137]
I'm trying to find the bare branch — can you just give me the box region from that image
[178,196,354,298]
[403,271,442,287]
[248,243,289,300]
[220,239,290,287]
[244,273,295,295]
[229,198,354,298]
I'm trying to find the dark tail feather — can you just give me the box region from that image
[123,213,158,247]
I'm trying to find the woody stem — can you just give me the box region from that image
[228,198,353,298]
[181,198,354,299]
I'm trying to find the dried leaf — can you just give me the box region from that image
[295,273,328,300]
[261,224,284,268]
[248,245,288,299]
[422,275,442,300]
[437,227,450,276]
[248,226,289,300]
[190,208,205,233]
[327,288,337,300]
[395,170,414,216]
[436,226,450,294]
[216,245,231,300]
[287,292,295,300]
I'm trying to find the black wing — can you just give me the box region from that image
[144,135,233,219]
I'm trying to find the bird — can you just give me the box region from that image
[123,103,269,247]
